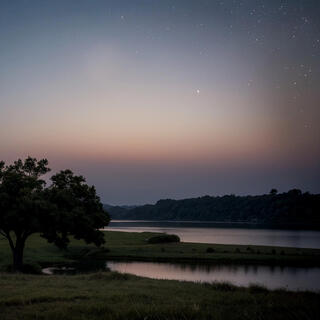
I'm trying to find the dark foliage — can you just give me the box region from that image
[147,234,180,244]
[107,190,320,228]
[0,157,110,271]
[4,262,42,274]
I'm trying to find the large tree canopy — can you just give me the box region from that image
[0,157,110,271]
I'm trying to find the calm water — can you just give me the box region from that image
[107,261,320,292]
[106,220,320,249]
[104,221,320,290]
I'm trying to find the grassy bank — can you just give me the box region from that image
[103,231,320,266]
[0,272,320,320]
[1,231,320,270]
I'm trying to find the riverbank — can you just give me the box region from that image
[1,271,320,320]
[1,231,320,271]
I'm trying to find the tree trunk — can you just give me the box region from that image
[12,240,25,272]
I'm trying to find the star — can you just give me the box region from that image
[196,89,200,94]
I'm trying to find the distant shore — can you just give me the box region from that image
[108,219,320,230]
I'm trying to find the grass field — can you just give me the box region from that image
[1,231,320,270]
[0,272,320,320]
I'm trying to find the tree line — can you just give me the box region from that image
[107,189,320,228]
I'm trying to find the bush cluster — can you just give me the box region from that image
[147,234,180,244]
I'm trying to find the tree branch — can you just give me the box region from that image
[0,229,7,238]
[21,230,33,242]
[5,231,15,251]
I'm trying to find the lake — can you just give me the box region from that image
[106,260,320,292]
[106,220,320,249]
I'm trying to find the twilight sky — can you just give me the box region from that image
[1,0,319,204]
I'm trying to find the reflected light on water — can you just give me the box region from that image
[107,261,320,292]
[106,221,320,249]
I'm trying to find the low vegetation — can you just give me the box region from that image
[0,272,320,320]
[147,234,180,244]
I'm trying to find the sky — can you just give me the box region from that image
[1,0,319,204]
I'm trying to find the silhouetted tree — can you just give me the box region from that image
[270,188,278,195]
[0,157,110,272]
[288,189,302,196]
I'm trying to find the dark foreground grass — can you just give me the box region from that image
[1,231,320,270]
[0,271,319,320]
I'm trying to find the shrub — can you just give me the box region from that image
[4,262,42,274]
[88,272,131,281]
[206,247,215,253]
[249,284,268,293]
[210,281,237,292]
[147,234,180,244]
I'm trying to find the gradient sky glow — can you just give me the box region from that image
[1,0,320,204]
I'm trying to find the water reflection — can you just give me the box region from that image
[106,261,320,292]
[106,221,320,248]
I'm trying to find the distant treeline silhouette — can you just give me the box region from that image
[105,189,320,228]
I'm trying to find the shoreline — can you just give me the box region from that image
[108,220,320,231]
[102,254,320,267]
[84,231,320,268]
